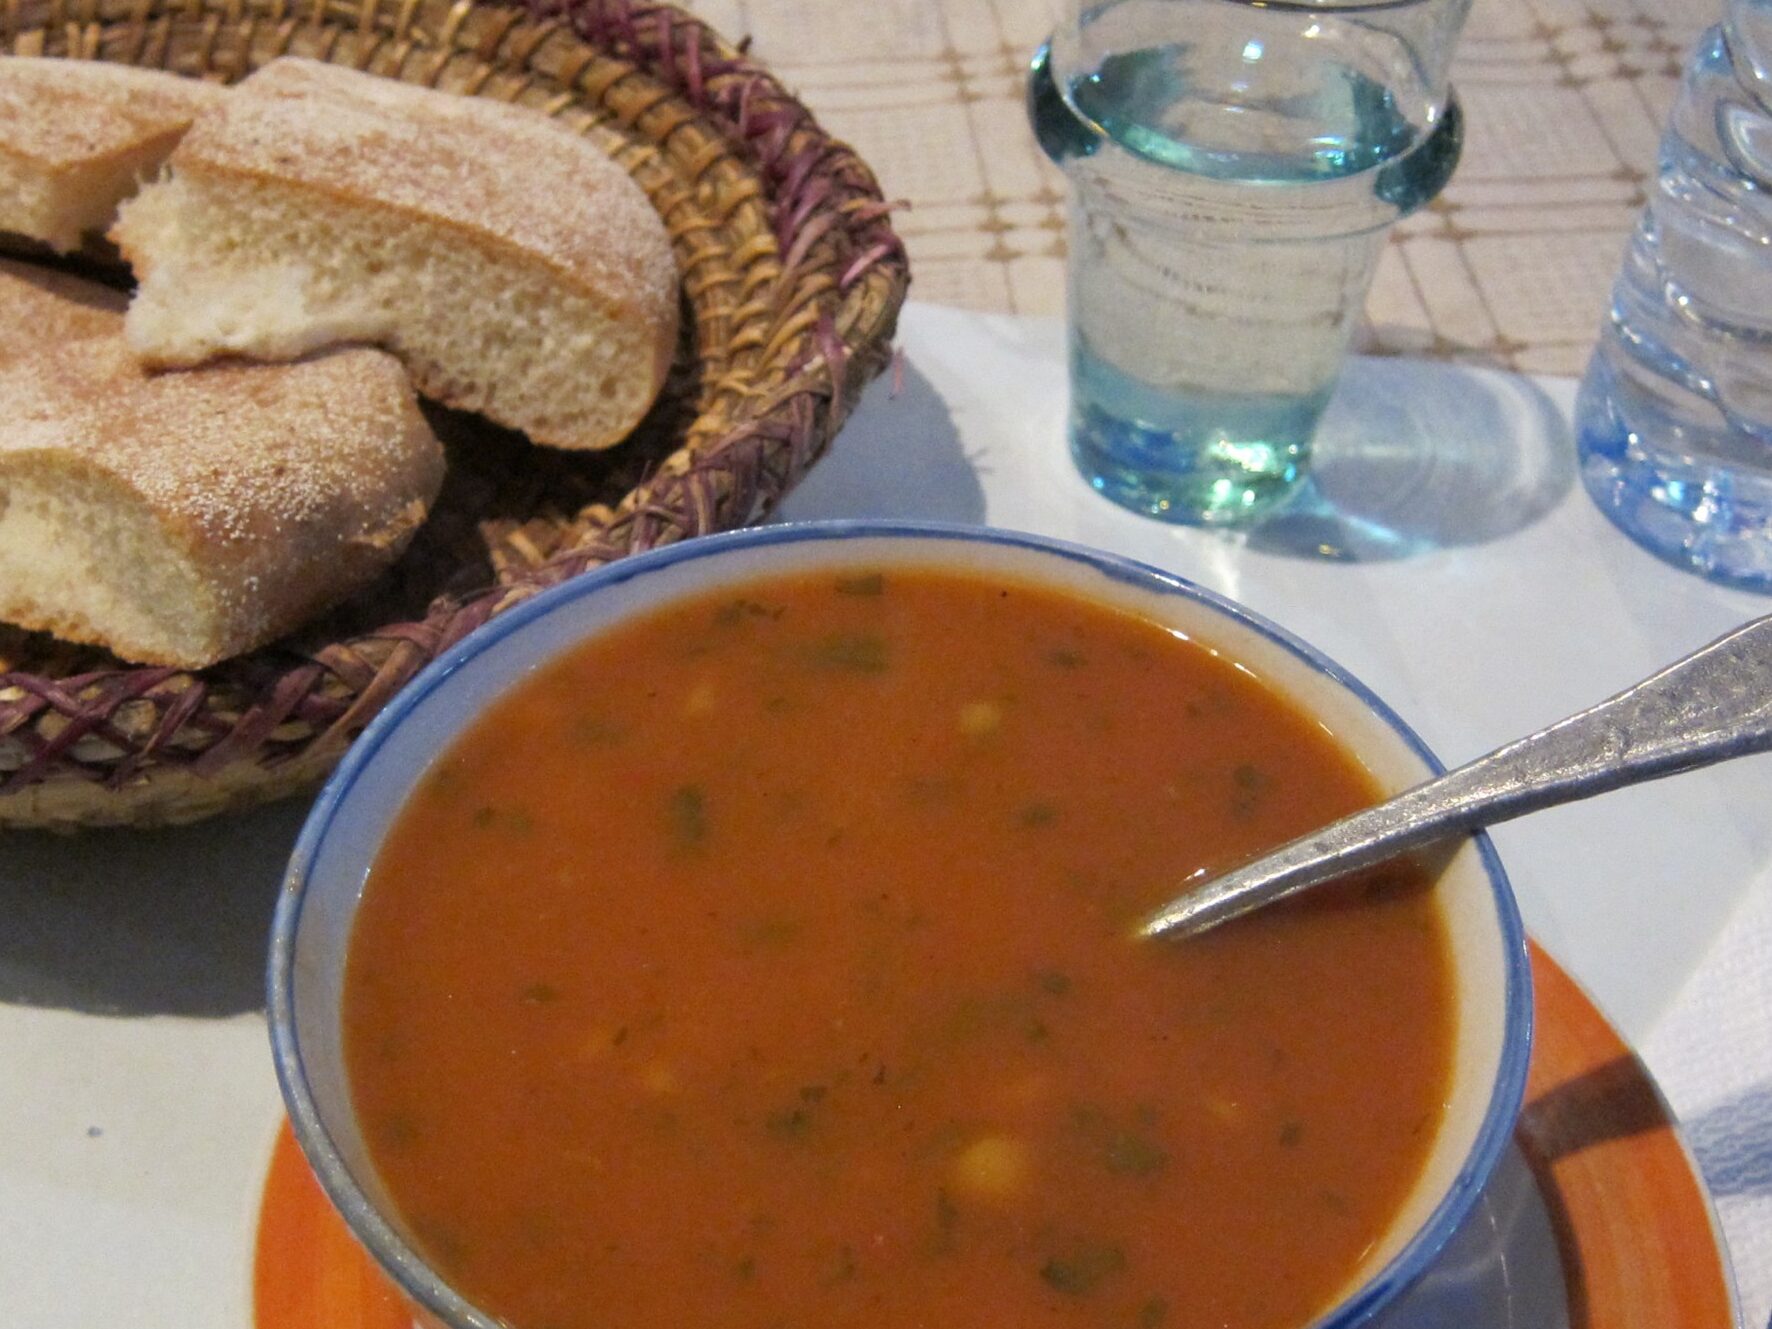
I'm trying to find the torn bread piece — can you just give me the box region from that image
[0,336,444,668]
[0,257,127,362]
[0,57,223,253]
[114,56,680,452]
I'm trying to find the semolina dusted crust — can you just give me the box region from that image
[0,336,443,668]
[115,57,680,452]
[0,57,223,253]
[0,257,126,361]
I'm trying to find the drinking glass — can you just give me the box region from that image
[1030,0,1472,526]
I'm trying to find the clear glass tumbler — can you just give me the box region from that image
[1030,0,1471,526]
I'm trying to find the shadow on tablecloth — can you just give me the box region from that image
[0,797,305,1017]
[778,357,983,526]
[1250,357,1576,563]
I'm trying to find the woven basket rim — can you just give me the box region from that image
[0,0,909,828]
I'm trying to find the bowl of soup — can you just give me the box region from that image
[269,520,1531,1329]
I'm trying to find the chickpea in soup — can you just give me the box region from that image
[344,567,1453,1329]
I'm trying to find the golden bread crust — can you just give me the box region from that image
[113,57,679,450]
[170,58,677,325]
[0,58,223,168]
[0,57,225,251]
[0,336,443,667]
[0,257,126,362]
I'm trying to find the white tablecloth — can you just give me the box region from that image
[781,303,1772,1326]
[1,301,1767,1327]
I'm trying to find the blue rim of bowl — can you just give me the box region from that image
[267,517,1534,1329]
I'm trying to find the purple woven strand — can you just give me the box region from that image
[0,666,178,791]
[106,674,214,786]
[523,0,904,284]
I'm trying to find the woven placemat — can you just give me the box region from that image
[0,0,907,830]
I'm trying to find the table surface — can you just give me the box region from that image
[694,0,1722,378]
[780,304,1772,1326]
[5,302,1767,1327]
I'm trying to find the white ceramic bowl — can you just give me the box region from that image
[269,520,1533,1329]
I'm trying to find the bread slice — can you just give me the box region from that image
[0,57,223,253]
[0,336,443,668]
[0,256,126,362]
[114,57,679,452]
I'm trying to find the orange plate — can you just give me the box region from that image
[255,941,1735,1329]
[1513,944,1735,1326]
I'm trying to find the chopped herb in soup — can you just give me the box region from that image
[344,568,1453,1329]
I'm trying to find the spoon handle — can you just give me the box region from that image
[1140,612,1772,940]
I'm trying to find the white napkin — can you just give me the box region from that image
[1642,881,1772,1329]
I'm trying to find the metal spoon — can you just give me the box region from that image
[1140,611,1772,941]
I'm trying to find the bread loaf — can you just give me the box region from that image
[0,57,222,253]
[114,57,679,452]
[0,257,126,361]
[0,334,443,668]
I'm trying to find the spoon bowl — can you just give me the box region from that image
[1143,611,1772,940]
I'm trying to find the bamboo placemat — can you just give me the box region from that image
[705,0,1721,378]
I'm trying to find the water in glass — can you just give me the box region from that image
[1033,0,1465,525]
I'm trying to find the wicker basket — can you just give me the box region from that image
[0,0,908,830]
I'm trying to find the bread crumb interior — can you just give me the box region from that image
[0,463,212,664]
[120,170,659,449]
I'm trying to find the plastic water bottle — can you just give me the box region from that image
[1575,0,1772,588]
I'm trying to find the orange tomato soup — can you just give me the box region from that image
[344,567,1453,1329]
